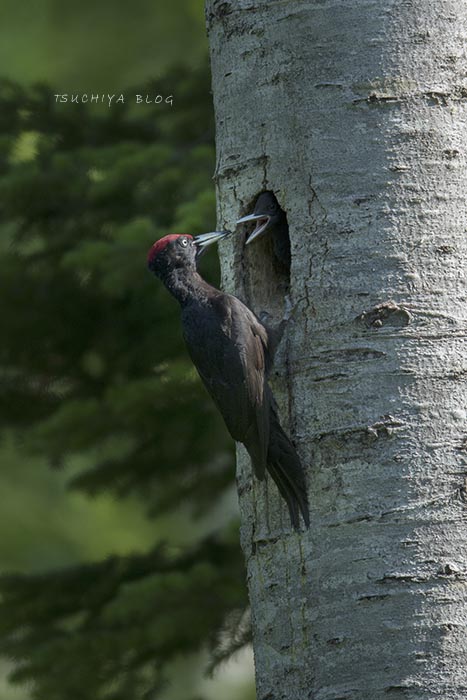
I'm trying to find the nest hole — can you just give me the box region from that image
[238,190,290,316]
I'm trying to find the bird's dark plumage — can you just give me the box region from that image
[148,233,309,529]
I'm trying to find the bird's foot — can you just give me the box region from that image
[259,310,273,325]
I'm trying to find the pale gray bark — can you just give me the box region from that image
[205,1,467,698]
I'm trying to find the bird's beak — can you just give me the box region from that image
[194,230,231,259]
[236,213,271,244]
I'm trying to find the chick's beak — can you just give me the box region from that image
[236,213,271,244]
[194,230,231,258]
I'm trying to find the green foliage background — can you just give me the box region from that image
[0,2,254,699]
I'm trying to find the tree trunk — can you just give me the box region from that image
[205,1,467,698]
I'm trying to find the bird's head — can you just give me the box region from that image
[236,192,283,245]
[147,231,230,276]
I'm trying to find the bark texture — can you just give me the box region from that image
[206,1,467,698]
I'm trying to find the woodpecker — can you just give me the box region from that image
[147,232,309,529]
[236,191,291,270]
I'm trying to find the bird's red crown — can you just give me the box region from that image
[147,234,193,268]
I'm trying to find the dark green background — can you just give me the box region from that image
[0,2,254,698]
[0,0,206,90]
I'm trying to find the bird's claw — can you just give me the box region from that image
[259,310,273,325]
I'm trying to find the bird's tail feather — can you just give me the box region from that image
[267,460,301,529]
[267,411,310,530]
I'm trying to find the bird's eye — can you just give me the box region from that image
[180,237,188,247]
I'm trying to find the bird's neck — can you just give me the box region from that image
[163,266,212,306]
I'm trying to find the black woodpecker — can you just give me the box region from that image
[236,191,291,270]
[147,231,309,529]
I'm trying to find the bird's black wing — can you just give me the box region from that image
[182,292,270,479]
[227,295,270,479]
